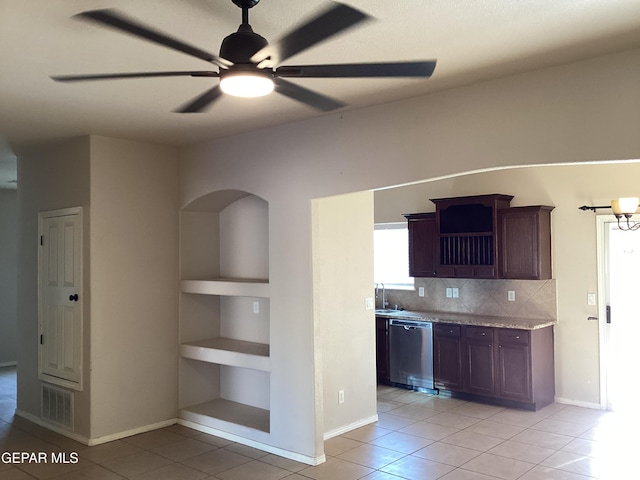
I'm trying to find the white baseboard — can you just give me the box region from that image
[86,419,178,446]
[554,396,604,410]
[15,409,178,446]
[15,409,90,445]
[323,414,379,441]
[177,418,326,466]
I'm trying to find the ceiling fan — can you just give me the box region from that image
[51,0,437,113]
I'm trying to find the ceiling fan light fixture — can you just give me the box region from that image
[220,71,274,97]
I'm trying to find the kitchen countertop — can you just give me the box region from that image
[375,309,555,330]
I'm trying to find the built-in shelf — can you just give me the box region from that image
[180,338,270,371]
[181,279,269,297]
[179,192,271,444]
[181,398,270,433]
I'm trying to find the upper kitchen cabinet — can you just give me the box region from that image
[404,213,437,277]
[406,194,554,280]
[432,194,513,279]
[498,206,554,280]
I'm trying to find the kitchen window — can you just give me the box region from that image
[374,223,414,289]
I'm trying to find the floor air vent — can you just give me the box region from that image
[41,384,74,431]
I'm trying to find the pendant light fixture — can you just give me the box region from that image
[579,197,640,231]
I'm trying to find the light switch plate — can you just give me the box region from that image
[365,297,374,310]
[587,293,596,306]
[452,287,459,298]
[446,287,453,298]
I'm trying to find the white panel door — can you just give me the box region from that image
[39,208,83,390]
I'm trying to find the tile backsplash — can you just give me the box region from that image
[378,278,557,320]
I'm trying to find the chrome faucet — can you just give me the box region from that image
[375,283,390,309]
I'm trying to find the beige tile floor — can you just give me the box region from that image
[1,366,636,479]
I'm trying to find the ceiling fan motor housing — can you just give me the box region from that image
[220,24,269,64]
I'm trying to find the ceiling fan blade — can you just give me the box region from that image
[275,61,437,78]
[251,2,370,68]
[75,9,232,69]
[175,85,223,113]
[274,78,345,112]
[51,71,219,82]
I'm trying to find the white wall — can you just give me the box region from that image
[312,191,377,437]
[0,189,18,365]
[16,135,179,442]
[16,137,92,437]
[89,136,178,440]
[180,48,640,459]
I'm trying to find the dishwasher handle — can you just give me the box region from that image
[389,319,432,329]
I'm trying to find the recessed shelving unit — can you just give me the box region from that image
[178,191,271,436]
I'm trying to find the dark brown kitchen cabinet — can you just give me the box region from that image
[497,330,531,402]
[404,213,437,277]
[432,194,514,279]
[376,316,390,383]
[433,324,464,390]
[498,206,554,280]
[464,326,496,396]
[434,324,555,410]
[405,195,554,280]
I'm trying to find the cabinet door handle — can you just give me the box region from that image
[481,332,486,336]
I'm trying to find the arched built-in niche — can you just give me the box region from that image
[178,189,271,438]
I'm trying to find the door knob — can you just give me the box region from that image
[69,294,79,302]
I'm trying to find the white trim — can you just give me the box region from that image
[86,419,178,446]
[595,215,612,410]
[374,222,408,230]
[16,409,180,446]
[15,409,90,445]
[323,414,379,441]
[554,397,605,411]
[0,361,17,367]
[177,419,326,466]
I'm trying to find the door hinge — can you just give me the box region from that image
[40,235,44,246]
[40,334,44,345]
[606,305,611,324]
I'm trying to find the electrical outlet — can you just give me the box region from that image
[452,287,459,298]
[446,287,453,298]
[418,287,425,297]
[508,290,516,302]
[253,301,260,314]
[365,297,374,310]
[338,390,345,404]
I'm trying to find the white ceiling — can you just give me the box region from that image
[1,0,640,159]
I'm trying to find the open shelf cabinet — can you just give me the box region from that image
[179,192,270,437]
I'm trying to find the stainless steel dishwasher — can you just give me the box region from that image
[388,319,434,390]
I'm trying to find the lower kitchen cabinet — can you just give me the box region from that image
[434,323,554,410]
[376,316,390,383]
[464,326,496,397]
[433,324,463,390]
[496,329,532,402]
